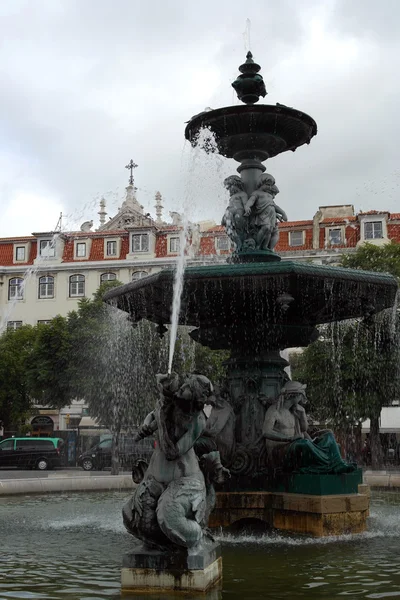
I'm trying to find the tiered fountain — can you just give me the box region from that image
[105,53,397,594]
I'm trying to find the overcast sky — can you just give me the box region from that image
[1,0,399,237]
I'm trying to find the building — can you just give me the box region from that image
[2,194,400,331]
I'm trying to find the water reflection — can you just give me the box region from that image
[0,491,400,599]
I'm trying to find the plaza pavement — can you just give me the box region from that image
[0,467,399,496]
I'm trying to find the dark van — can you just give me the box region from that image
[0,437,64,470]
[78,435,154,471]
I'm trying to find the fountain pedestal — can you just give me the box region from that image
[209,484,370,537]
[121,541,222,594]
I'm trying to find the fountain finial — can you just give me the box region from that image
[232,52,267,104]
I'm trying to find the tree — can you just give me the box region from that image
[0,326,38,433]
[293,242,400,468]
[28,316,74,409]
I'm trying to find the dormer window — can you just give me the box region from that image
[15,246,26,261]
[289,231,304,247]
[106,240,117,256]
[76,242,86,258]
[132,233,149,253]
[216,236,230,251]
[40,239,55,257]
[364,221,383,240]
[329,228,342,245]
[169,237,180,253]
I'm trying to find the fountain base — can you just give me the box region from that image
[209,484,369,537]
[121,540,222,594]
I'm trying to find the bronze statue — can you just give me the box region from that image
[262,381,356,474]
[123,372,229,549]
[221,175,248,251]
[244,173,287,251]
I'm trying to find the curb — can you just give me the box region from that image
[0,474,134,496]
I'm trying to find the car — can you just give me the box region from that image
[77,435,155,471]
[0,437,65,470]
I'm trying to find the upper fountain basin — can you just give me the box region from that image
[184,104,317,162]
[104,261,397,349]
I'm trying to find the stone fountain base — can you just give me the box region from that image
[121,540,222,594]
[209,482,370,537]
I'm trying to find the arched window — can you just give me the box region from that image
[69,274,85,297]
[100,272,116,283]
[132,271,148,281]
[9,277,24,300]
[39,275,54,299]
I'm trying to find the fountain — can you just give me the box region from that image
[104,52,398,593]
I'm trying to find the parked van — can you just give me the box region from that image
[0,437,64,470]
[78,435,154,471]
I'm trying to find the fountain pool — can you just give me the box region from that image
[1,490,400,599]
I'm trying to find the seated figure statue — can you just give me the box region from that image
[123,372,229,549]
[262,381,356,475]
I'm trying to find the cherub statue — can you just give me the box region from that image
[244,174,287,251]
[123,372,229,549]
[221,175,248,251]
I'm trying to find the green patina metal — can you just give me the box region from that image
[270,469,363,496]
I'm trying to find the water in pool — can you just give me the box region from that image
[0,490,399,599]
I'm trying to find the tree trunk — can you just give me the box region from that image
[111,430,120,475]
[369,414,384,469]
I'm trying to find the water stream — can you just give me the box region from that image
[1,490,399,599]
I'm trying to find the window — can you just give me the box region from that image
[216,236,230,250]
[76,242,86,258]
[289,231,304,247]
[69,274,85,297]
[106,240,117,256]
[38,320,52,325]
[0,440,14,451]
[39,276,54,299]
[132,233,149,253]
[364,221,383,240]
[100,272,116,283]
[7,321,22,330]
[169,237,180,253]
[329,229,342,245]
[132,271,148,281]
[98,439,112,449]
[8,278,24,300]
[39,239,55,257]
[16,246,25,261]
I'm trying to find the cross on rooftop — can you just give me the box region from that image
[125,159,138,186]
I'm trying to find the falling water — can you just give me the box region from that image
[167,127,227,372]
[168,222,189,374]
[243,18,252,52]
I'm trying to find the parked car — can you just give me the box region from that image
[77,435,155,471]
[0,437,65,470]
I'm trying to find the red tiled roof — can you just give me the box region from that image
[206,225,225,233]
[390,213,400,220]
[320,216,357,224]
[0,236,35,242]
[278,220,313,228]
[63,230,129,238]
[0,240,36,266]
[158,225,183,232]
[359,210,389,216]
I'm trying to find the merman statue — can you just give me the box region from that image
[123,372,229,549]
[262,381,356,475]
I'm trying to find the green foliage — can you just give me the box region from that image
[0,326,38,431]
[294,242,400,467]
[341,241,400,279]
